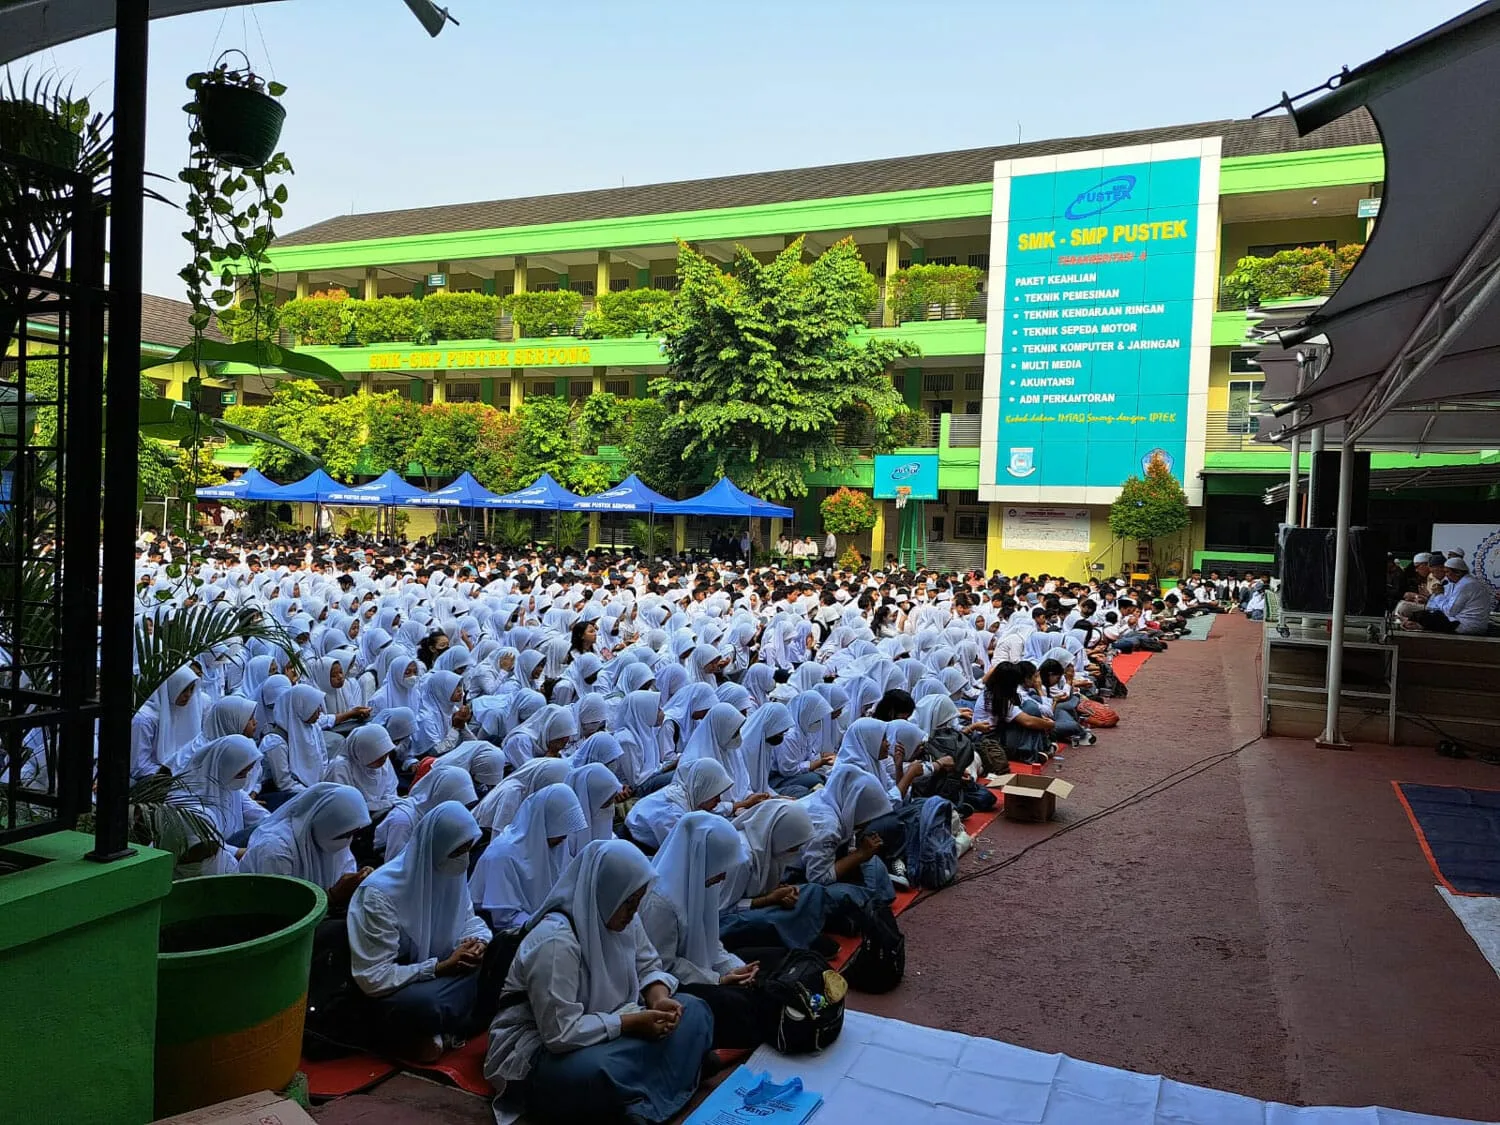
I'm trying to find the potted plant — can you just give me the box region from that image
[188,50,286,168]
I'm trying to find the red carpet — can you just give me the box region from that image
[1110,650,1153,683]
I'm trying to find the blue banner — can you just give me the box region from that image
[995,156,1202,488]
[873,453,939,500]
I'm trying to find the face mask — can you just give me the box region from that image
[227,774,251,792]
[437,851,469,876]
[403,671,420,686]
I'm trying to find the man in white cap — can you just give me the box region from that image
[1395,552,1440,620]
[1404,555,1494,634]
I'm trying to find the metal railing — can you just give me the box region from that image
[1205,410,1265,451]
[947,415,981,447]
[867,290,988,327]
[1216,267,1351,312]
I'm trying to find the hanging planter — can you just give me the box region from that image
[187,51,285,168]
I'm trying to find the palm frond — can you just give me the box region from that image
[134,603,302,709]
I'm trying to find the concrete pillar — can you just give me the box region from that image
[883,229,901,326]
[596,251,611,299]
[363,268,378,302]
[295,272,310,300]
[431,373,446,404]
[493,269,504,296]
[593,366,606,395]
[360,373,374,396]
[870,501,887,566]
[434,263,450,294]
[673,515,687,554]
[587,512,601,548]
[513,257,528,295]
[509,370,525,413]
[984,502,1004,574]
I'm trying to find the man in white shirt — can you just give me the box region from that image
[1408,557,1493,635]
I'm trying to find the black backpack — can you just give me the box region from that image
[842,903,906,993]
[756,949,847,1054]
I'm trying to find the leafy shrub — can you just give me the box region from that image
[216,303,275,343]
[580,287,676,338]
[820,486,879,535]
[417,291,499,341]
[502,290,583,338]
[277,290,349,345]
[885,406,929,449]
[1221,245,1362,307]
[349,296,419,344]
[1335,242,1365,274]
[888,264,982,322]
[837,544,864,571]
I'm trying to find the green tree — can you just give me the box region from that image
[578,391,626,449]
[473,408,523,493]
[1109,453,1191,573]
[411,402,489,485]
[239,379,360,480]
[365,392,423,476]
[620,397,703,495]
[656,236,914,500]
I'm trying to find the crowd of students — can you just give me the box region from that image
[125,530,1173,1122]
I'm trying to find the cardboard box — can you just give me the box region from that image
[151,1090,316,1125]
[995,773,1075,823]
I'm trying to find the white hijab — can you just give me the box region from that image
[469,783,587,919]
[176,734,261,838]
[150,664,203,773]
[526,839,657,1013]
[434,740,508,789]
[677,702,749,800]
[241,781,370,887]
[648,810,742,969]
[273,683,328,787]
[614,690,662,783]
[725,800,814,902]
[354,800,482,962]
[323,724,398,811]
[801,761,891,844]
[566,762,623,851]
[474,756,571,834]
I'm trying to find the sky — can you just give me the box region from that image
[5,0,1477,296]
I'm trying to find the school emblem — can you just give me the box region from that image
[1006,447,1036,478]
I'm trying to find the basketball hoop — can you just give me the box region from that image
[895,485,911,510]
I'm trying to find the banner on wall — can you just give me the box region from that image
[872,454,939,500]
[980,139,1220,506]
[1001,507,1091,553]
[1431,523,1500,596]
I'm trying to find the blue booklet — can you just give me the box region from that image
[683,1065,823,1125]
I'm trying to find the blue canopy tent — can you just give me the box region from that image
[265,469,350,504]
[406,471,502,508]
[194,467,278,501]
[487,473,588,550]
[657,477,794,519]
[323,469,428,505]
[573,474,677,559]
[484,472,584,510]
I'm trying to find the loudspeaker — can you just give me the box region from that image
[1277,526,1387,615]
[1309,449,1371,527]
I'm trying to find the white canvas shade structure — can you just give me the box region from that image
[1257,0,1500,744]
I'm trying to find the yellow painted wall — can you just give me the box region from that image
[1206,348,1236,412]
[1218,216,1365,267]
[981,504,1207,583]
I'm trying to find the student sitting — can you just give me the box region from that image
[346,801,493,1062]
[719,800,832,955]
[375,764,478,861]
[469,784,587,930]
[624,758,733,852]
[640,811,776,1049]
[484,840,714,1125]
[795,762,897,912]
[987,663,1055,765]
[240,781,372,910]
[322,723,399,818]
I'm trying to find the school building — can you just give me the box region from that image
[200,110,1494,576]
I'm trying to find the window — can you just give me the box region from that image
[569,381,593,401]
[967,253,990,270]
[954,510,989,541]
[922,373,954,393]
[652,276,681,291]
[963,372,984,392]
[610,278,630,292]
[528,382,558,397]
[926,255,958,267]
[531,282,559,293]
[964,401,983,415]
[1226,379,1263,435]
[948,490,980,506]
[446,381,480,403]
[571,280,596,297]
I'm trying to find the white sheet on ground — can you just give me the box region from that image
[1437,884,1500,982]
[742,1010,1494,1125]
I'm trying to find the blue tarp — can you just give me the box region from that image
[264,469,349,504]
[657,477,794,518]
[406,471,502,508]
[323,469,428,506]
[485,472,585,511]
[195,467,279,501]
[572,473,674,513]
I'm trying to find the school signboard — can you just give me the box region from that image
[872,453,939,500]
[980,139,1221,506]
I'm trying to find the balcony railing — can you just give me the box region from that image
[868,290,988,327]
[1205,410,1265,452]
[1215,268,1352,312]
[947,414,981,447]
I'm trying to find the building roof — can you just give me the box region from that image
[278,112,1379,249]
[31,291,224,350]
